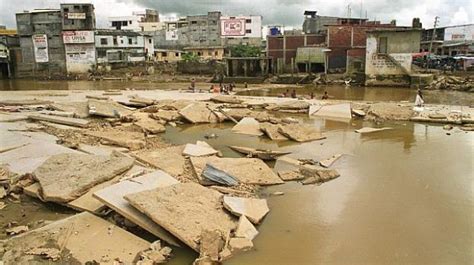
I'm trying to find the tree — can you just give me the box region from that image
[230,45,261,57]
[182,52,200,62]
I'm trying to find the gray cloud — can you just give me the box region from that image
[0,0,472,29]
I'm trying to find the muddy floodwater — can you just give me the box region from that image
[1,80,473,264]
[162,119,473,265]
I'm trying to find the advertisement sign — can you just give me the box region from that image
[63,31,94,44]
[32,34,48,63]
[166,30,178,41]
[451,34,466,40]
[221,19,246,36]
[67,13,86,19]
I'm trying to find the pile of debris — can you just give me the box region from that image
[428,75,473,92]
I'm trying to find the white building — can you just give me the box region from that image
[444,24,474,41]
[63,30,96,73]
[220,15,262,46]
[95,30,152,63]
[108,9,162,32]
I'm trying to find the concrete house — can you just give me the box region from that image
[365,29,422,86]
[95,30,148,63]
[60,3,96,73]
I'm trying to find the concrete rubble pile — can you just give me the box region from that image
[428,75,473,92]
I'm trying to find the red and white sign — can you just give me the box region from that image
[32,34,48,63]
[66,12,86,19]
[63,31,94,44]
[221,19,246,36]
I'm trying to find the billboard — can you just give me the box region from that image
[221,19,246,36]
[32,34,48,63]
[67,13,86,19]
[63,31,94,44]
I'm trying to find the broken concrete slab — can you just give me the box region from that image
[28,114,90,128]
[278,170,304,181]
[77,144,129,156]
[235,215,259,240]
[133,145,186,177]
[50,102,90,118]
[210,95,244,104]
[39,121,83,131]
[223,196,269,224]
[34,153,134,203]
[231,117,263,136]
[130,96,155,106]
[278,124,326,142]
[229,146,291,161]
[190,156,283,185]
[202,164,240,186]
[355,127,392,134]
[183,142,218,157]
[179,103,219,123]
[300,165,340,184]
[0,113,28,122]
[93,170,181,246]
[86,130,145,150]
[308,105,322,116]
[228,237,253,253]
[88,99,132,118]
[125,183,237,252]
[260,122,289,141]
[319,154,343,168]
[132,112,166,134]
[150,110,181,121]
[39,110,75,118]
[312,103,352,120]
[199,230,225,262]
[352,109,366,117]
[1,212,149,264]
[278,100,310,110]
[0,99,53,106]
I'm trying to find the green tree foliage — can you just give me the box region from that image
[182,52,200,62]
[230,45,261,57]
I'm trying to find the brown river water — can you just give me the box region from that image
[1,80,473,264]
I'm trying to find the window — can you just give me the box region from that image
[198,52,202,56]
[161,52,167,57]
[245,19,252,23]
[128,38,132,45]
[98,50,106,57]
[148,39,152,44]
[191,21,197,24]
[74,5,80,9]
[121,39,124,44]
[113,37,118,45]
[175,52,179,57]
[64,8,69,12]
[129,20,132,24]
[377,37,388,54]
[208,51,212,56]
[214,51,218,56]
[246,29,252,34]
[100,38,108,45]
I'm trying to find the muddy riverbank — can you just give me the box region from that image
[0,86,472,264]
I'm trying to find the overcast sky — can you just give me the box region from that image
[0,0,472,29]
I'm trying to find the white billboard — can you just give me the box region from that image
[63,31,94,44]
[221,19,246,36]
[32,34,48,63]
[67,13,86,19]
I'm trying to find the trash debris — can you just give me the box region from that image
[33,152,134,203]
[124,183,237,252]
[229,146,291,160]
[223,196,269,224]
[202,164,240,186]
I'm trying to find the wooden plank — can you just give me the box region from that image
[93,170,182,247]
[28,114,89,128]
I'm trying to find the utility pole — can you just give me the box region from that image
[347,4,351,18]
[427,16,440,71]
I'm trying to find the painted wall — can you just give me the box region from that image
[65,43,95,72]
[444,24,474,41]
[220,15,262,38]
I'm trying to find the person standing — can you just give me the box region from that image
[415,89,424,107]
[291,89,297,98]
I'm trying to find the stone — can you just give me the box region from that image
[278,170,304,181]
[300,165,340,184]
[228,238,253,252]
[429,113,447,119]
[190,157,283,185]
[132,112,166,134]
[443,125,453,130]
[24,247,61,261]
[86,130,145,150]
[278,124,326,142]
[179,103,219,123]
[125,183,237,251]
[223,196,269,224]
[33,153,134,203]
[260,123,289,141]
[1,212,149,264]
[93,170,181,246]
[355,127,392,134]
[312,103,352,120]
[6,225,29,235]
[28,114,90,128]
[133,145,186,177]
[352,109,366,117]
[183,142,218,157]
[199,230,224,261]
[0,187,7,199]
[235,215,259,240]
[319,154,343,168]
[231,117,263,136]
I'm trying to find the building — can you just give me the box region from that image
[303,10,368,34]
[224,57,271,81]
[266,33,326,73]
[60,3,96,74]
[95,30,149,64]
[15,9,66,78]
[183,46,225,60]
[109,9,162,32]
[220,15,263,46]
[0,28,20,78]
[294,46,329,73]
[365,29,422,86]
[421,24,474,56]
[154,49,184,62]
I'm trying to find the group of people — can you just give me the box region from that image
[209,82,235,94]
[280,89,329,100]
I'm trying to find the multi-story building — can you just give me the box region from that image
[15,9,66,77]
[95,30,153,63]
[303,10,368,34]
[109,9,163,32]
[0,27,20,78]
[220,15,263,46]
[60,3,96,73]
[421,24,474,56]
